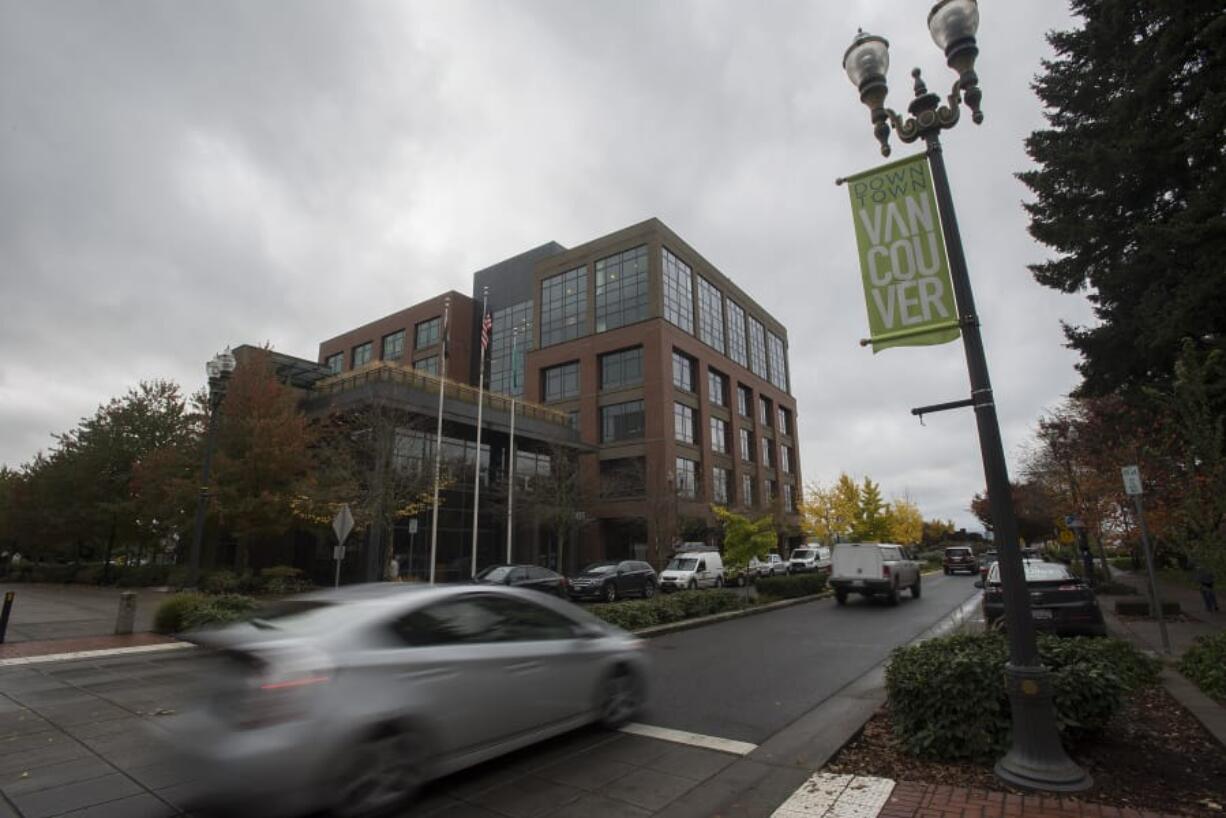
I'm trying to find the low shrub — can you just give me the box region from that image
[589,589,746,631]
[1109,556,1135,570]
[72,565,105,585]
[200,570,241,594]
[755,573,828,600]
[153,592,258,633]
[1179,631,1226,703]
[886,633,1160,761]
[259,565,314,595]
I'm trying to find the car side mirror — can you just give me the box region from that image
[974,580,984,589]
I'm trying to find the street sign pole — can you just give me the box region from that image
[332,504,355,589]
[1121,466,1171,654]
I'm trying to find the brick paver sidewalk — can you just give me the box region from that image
[881,782,1182,818]
[0,631,175,660]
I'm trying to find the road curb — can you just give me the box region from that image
[633,592,832,639]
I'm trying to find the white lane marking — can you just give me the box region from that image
[618,722,758,756]
[772,772,895,818]
[0,641,193,667]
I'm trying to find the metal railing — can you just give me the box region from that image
[314,362,571,426]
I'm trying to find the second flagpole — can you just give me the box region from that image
[470,288,490,578]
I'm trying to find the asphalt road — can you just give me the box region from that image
[640,571,982,743]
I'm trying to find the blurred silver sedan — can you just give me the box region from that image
[160,583,650,817]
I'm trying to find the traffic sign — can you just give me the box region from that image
[408,519,418,535]
[333,546,346,560]
[332,504,354,545]
[1121,465,1143,496]
[1064,514,1084,529]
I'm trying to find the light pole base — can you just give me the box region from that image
[995,664,1092,792]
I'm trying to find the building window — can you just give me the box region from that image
[672,350,695,392]
[674,402,697,445]
[382,330,405,361]
[600,346,644,391]
[415,317,441,350]
[414,355,439,375]
[662,248,694,333]
[697,277,725,353]
[675,457,699,499]
[737,384,752,417]
[595,245,649,332]
[541,266,589,347]
[727,300,748,366]
[543,362,580,403]
[568,410,580,431]
[781,445,793,474]
[748,316,768,379]
[489,300,534,397]
[766,479,778,503]
[352,342,373,368]
[783,483,796,512]
[325,353,343,374]
[601,400,645,443]
[740,428,753,462]
[768,332,789,392]
[759,395,773,427]
[761,438,775,468]
[601,457,646,498]
[712,466,731,505]
[778,406,792,436]
[710,417,728,454]
[708,369,728,407]
[742,473,755,507]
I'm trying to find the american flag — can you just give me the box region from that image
[480,310,493,352]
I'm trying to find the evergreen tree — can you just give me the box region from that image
[1018,0,1226,395]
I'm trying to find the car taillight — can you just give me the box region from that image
[882,565,891,579]
[1056,584,1084,592]
[236,671,332,729]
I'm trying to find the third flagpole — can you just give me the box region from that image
[506,324,519,563]
[470,288,490,577]
[428,296,450,584]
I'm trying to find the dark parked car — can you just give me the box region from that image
[978,550,999,581]
[979,559,1106,636]
[943,545,977,575]
[569,560,657,602]
[474,564,567,596]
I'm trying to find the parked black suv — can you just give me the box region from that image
[568,560,657,602]
[473,564,567,596]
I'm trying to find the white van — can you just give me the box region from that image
[659,551,725,591]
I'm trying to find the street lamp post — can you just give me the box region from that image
[842,0,1090,792]
[188,348,237,588]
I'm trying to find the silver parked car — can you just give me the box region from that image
[160,584,650,817]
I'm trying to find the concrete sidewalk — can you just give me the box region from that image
[0,585,165,644]
[1102,569,1224,658]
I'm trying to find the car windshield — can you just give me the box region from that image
[987,561,1072,584]
[947,548,972,556]
[582,563,618,574]
[475,566,513,582]
[792,550,814,560]
[667,558,698,571]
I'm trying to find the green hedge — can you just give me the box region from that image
[589,590,747,631]
[886,633,1161,761]
[154,592,258,633]
[755,572,828,600]
[1179,631,1226,703]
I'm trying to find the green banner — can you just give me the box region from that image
[846,152,960,353]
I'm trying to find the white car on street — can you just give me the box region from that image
[788,545,832,574]
[829,543,921,606]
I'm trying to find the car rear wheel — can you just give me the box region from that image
[911,578,922,598]
[642,581,656,599]
[944,567,950,575]
[604,583,617,603]
[332,727,426,817]
[599,666,643,728]
[886,588,900,606]
[715,576,724,588]
[835,590,847,606]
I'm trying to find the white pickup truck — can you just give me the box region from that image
[829,543,922,606]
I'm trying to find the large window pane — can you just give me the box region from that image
[489,300,534,397]
[662,248,694,333]
[675,457,699,499]
[414,355,439,375]
[674,402,696,444]
[601,400,645,443]
[708,369,727,407]
[595,245,649,332]
[697,277,725,353]
[727,300,748,366]
[742,473,754,507]
[672,351,695,392]
[543,362,580,402]
[767,331,789,392]
[712,466,730,504]
[541,267,588,347]
[352,342,373,367]
[382,330,405,361]
[415,318,441,350]
[600,347,644,390]
[325,353,343,374]
[710,417,728,454]
[748,316,768,379]
[601,457,646,498]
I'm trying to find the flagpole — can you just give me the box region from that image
[428,296,450,585]
[506,325,519,564]
[470,288,490,577]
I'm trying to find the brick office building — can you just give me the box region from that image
[318,218,803,572]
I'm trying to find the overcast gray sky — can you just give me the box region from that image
[0,1,1091,530]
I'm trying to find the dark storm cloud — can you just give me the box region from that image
[0,1,1091,528]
